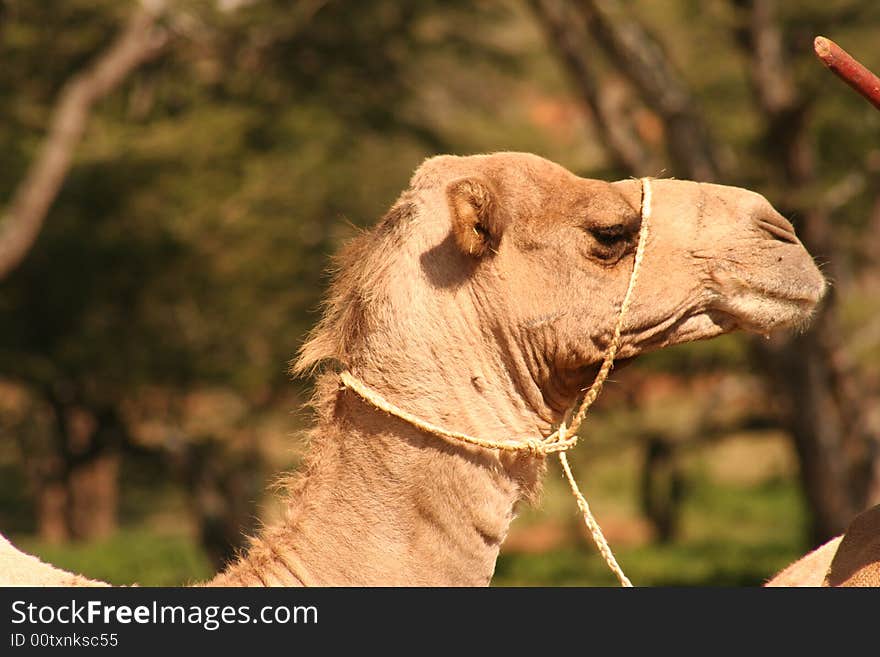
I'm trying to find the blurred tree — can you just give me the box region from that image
[0,0,510,552]
[3,0,878,577]
[0,0,171,540]
[529,0,880,543]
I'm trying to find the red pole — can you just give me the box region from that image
[814,36,880,111]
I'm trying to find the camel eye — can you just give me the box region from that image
[584,223,631,264]
[590,224,627,246]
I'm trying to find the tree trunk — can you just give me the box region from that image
[178,439,263,571]
[67,452,120,540]
[760,331,854,540]
[572,0,720,181]
[639,435,683,543]
[65,407,125,540]
[30,400,126,542]
[35,481,69,544]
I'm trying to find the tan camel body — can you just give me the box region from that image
[0,534,107,586]
[765,537,844,587]
[1,152,832,586]
[765,503,880,587]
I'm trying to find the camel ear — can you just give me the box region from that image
[446,177,504,257]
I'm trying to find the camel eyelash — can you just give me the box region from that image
[589,224,628,246]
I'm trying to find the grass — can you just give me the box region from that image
[2,410,812,587]
[14,529,213,586]
[10,473,806,587]
[494,476,808,587]
[494,541,800,587]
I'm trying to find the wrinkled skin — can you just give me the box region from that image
[442,158,826,410]
[1,153,829,587]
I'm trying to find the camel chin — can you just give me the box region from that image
[617,310,738,358]
[671,310,739,343]
[712,289,823,336]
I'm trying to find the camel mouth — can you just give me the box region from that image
[708,256,826,334]
[711,287,822,334]
[619,283,821,356]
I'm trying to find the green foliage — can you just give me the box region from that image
[0,0,514,401]
[494,476,808,587]
[16,529,213,586]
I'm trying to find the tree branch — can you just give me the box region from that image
[735,0,798,115]
[0,3,168,281]
[572,0,720,181]
[814,36,880,111]
[527,0,654,176]
[732,0,812,186]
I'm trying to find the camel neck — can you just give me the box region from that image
[208,376,543,586]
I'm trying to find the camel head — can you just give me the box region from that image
[297,151,825,419]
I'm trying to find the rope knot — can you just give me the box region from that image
[522,438,546,457]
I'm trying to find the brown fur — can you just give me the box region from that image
[1,152,827,586]
[825,504,880,586]
[764,536,843,587]
[765,503,880,587]
[293,197,420,376]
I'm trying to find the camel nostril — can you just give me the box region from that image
[756,212,799,245]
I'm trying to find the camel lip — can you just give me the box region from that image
[613,308,739,357]
[709,259,827,307]
[713,294,818,335]
[707,266,826,333]
[747,285,825,308]
[704,308,741,330]
[719,274,826,308]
